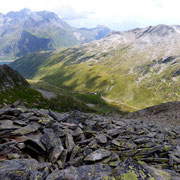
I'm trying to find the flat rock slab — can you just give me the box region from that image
[12,123,40,135]
[84,149,111,162]
[46,163,115,180]
[0,120,20,130]
[41,128,61,151]
[0,159,51,180]
[96,134,107,144]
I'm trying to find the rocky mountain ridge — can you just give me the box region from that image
[0,9,111,60]
[0,102,179,179]
[0,64,29,91]
[126,101,180,126]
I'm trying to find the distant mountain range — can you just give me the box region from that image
[10,24,180,110]
[0,9,111,60]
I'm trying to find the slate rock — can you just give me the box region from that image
[25,132,46,152]
[96,133,107,144]
[65,132,75,153]
[134,137,151,144]
[84,149,111,162]
[18,112,34,120]
[0,140,18,156]
[0,120,19,130]
[41,128,61,151]
[70,145,81,161]
[46,163,115,180]
[13,120,28,126]
[114,158,172,180]
[107,128,125,137]
[0,108,10,116]
[0,105,180,178]
[59,149,68,168]
[0,159,51,180]
[73,127,83,137]
[113,120,126,126]
[137,145,163,156]
[49,110,69,122]
[49,141,64,163]
[68,156,83,167]
[12,123,40,135]
[7,108,22,116]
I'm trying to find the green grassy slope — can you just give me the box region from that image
[0,85,92,113]
[28,79,128,114]
[0,64,92,112]
[10,25,180,110]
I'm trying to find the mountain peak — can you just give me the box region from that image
[6,8,31,18]
[19,8,31,14]
[0,13,4,18]
[0,9,111,60]
[139,24,177,39]
[151,24,175,32]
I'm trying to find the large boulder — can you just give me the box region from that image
[0,159,51,180]
[46,163,115,180]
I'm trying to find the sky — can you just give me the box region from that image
[0,0,180,30]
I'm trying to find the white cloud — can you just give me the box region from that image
[0,0,180,30]
[55,5,95,20]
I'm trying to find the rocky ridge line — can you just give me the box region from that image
[0,103,179,179]
[0,64,30,91]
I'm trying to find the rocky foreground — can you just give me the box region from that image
[0,104,180,179]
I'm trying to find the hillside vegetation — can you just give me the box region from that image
[0,65,91,112]
[10,24,180,110]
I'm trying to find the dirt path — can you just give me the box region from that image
[101,79,114,101]
[100,78,138,111]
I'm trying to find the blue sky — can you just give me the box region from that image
[1,0,180,30]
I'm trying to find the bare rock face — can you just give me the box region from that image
[0,103,179,179]
[0,159,51,180]
[0,64,30,91]
[46,163,114,180]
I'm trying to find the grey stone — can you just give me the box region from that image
[26,132,46,152]
[49,141,64,163]
[73,127,83,137]
[13,120,28,126]
[12,123,40,135]
[70,146,81,161]
[0,120,19,130]
[113,120,126,126]
[96,134,107,144]
[65,132,75,153]
[137,145,163,156]
[134,137,150,144]
[0,159,51,180]
[46,163,115,180]
[19,112,34,119]
[84,149,111,162]
[41,128,61,151]
[107,128,125,137]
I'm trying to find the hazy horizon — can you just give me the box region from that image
[1,0,180,31]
